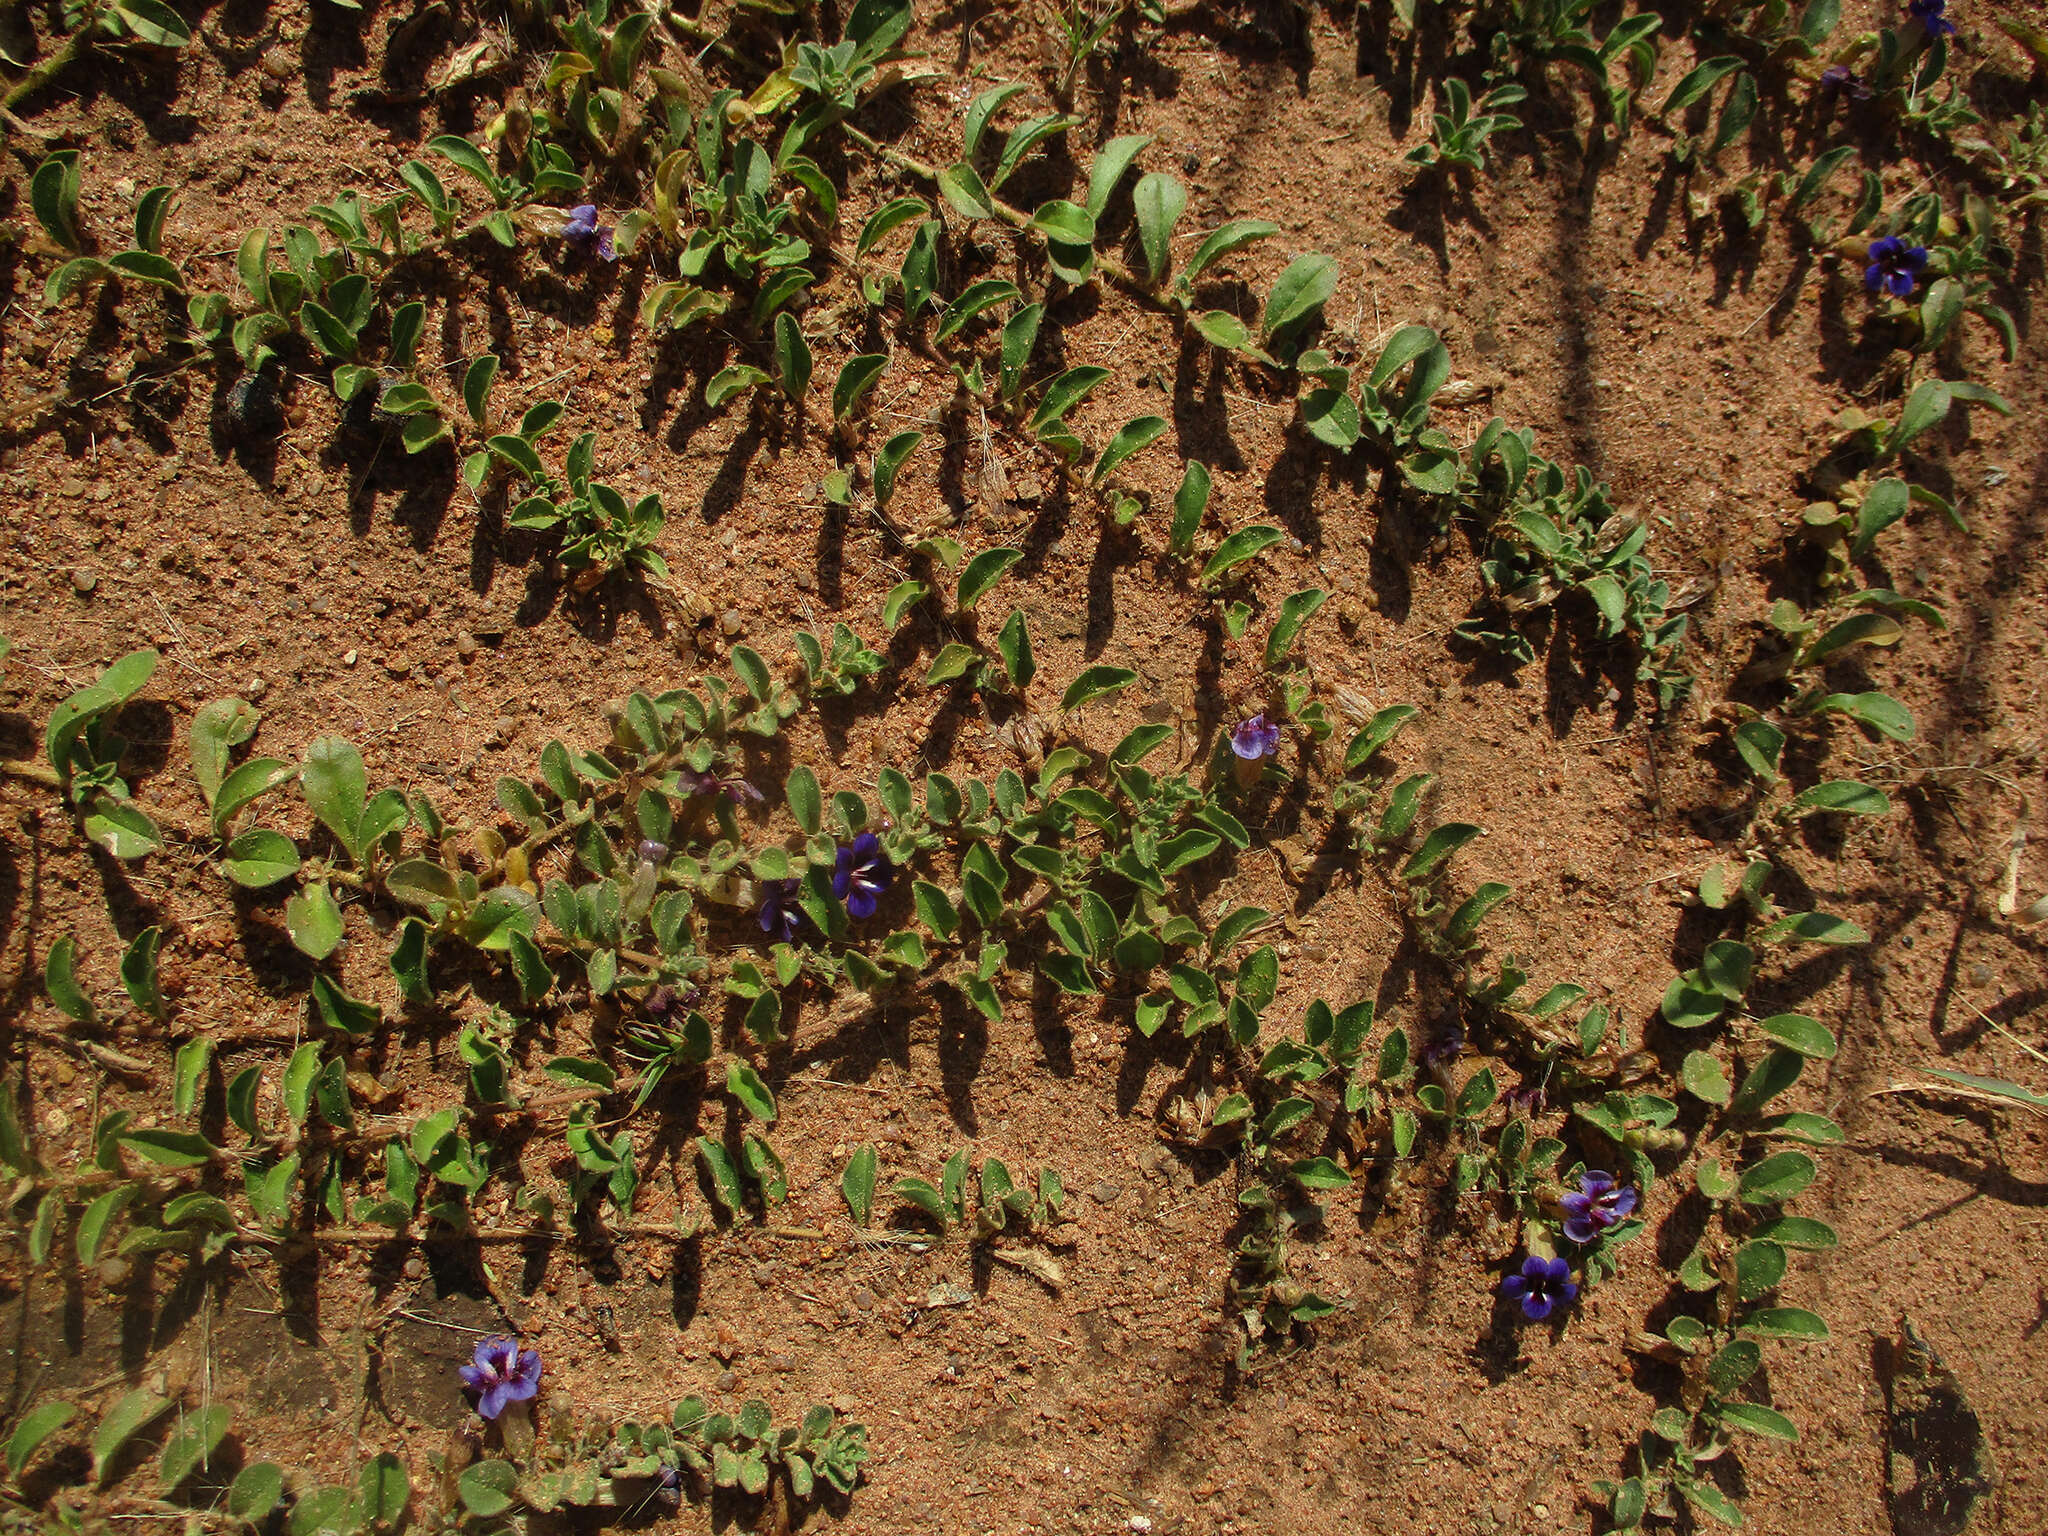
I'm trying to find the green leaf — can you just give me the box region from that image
[77,1185,137,1264]
[1661,55,1745,115]
[120,925,166,1019]
[187,697,259,806]
[457,1461,518,1519]
[1681,1050,1732,1106]
[301,736,368,857]
[206,763,292,838]
[47,648,157,782]
[774,312,813,401]
[1810,691,1915,742]
[1401,823,1480,883]
[1738,1150,1817,1205]
[961,81,1027,160]
[831,353,889,420]
[1028,199,1095,247]
[1912,1067,2048,1114]
[924,642,980,687]
[1169,461,1211,555]
[1261,253,1339,341]
[285,883,345,961]
[1060,666,1138,712]
[356,1452,410,1527]
[999,303,1044,403]
[92,1391,171,1485]
[855,195,928,259]
[1732,720,1784,780]
[956,547,1024,611]
[310,972,380,1037]
[727,1061,777,1123]
[994,609,1035,690]
[1753,1215,1837,1250]
[1029,366,1112,436]
[1093,416,1168,486]
[1132,173,1187,285]
[1190,309,1253,352]
[1785,780,1889,818]
[221,828,302,888]
[936,161,996,220]
[786,765,823,835]
[108,0,191,46]
[705,364,769,407]
[228,1463,285,1521]
[1740,1307,1829,1341]
[991,112,1078,190]
[1719,1401,1798,1442]
[1888,379,1950,456]
[1182,218,1279,287]
[841,1144,878,1226]
[1729,1049,1804,1119]
[1748,1014,1836,1063]
[543,1057,616,1091]
[1289,1156,1352,1190]
[873,430,924,508]
[30,151,84,251]
[1199,524,1284,586]
[7,1401,76,1475]
[1085,133,1153,218]
[1263,589,1328,668]
[158,1404,231,1494]
[696,1137,746,1213]
[44,935,95,1024]
[1342,705,1418,771]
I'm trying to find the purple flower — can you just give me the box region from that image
[1499,1255,1578,1321]
[1907,0,1956,39]
[653,1463,683,1509]
[1229,714,1281,760]
[1422,1019,1466,1068]
[1559,1170,1639,1245]
[637,838,669,866]
[1864,236,1929,298]
[683,770,764,805]
[459,1335,542,1419]
[562,205,617,262]
[831,832,892,921]
[759,876,804,942]
[1819,64,1871,103]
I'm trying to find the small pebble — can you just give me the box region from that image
[721,609,744,637]
[71,568,97,593]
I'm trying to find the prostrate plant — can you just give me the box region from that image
[1404,79,1529,173]
[1457,419,1692,710]
[31,152,186,307]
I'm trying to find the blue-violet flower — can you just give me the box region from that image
[459,1335,542,1419]
[832,832,892,920]
[1864,235,1929,298]
[1819,64,1871,102]
[1560,1169,1638,1244]
[1908,0,1956,39]
[758,876,804,942]
[1500,1255,1578,1321]
[562,204,617,262]
[1229,714,1281,760]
